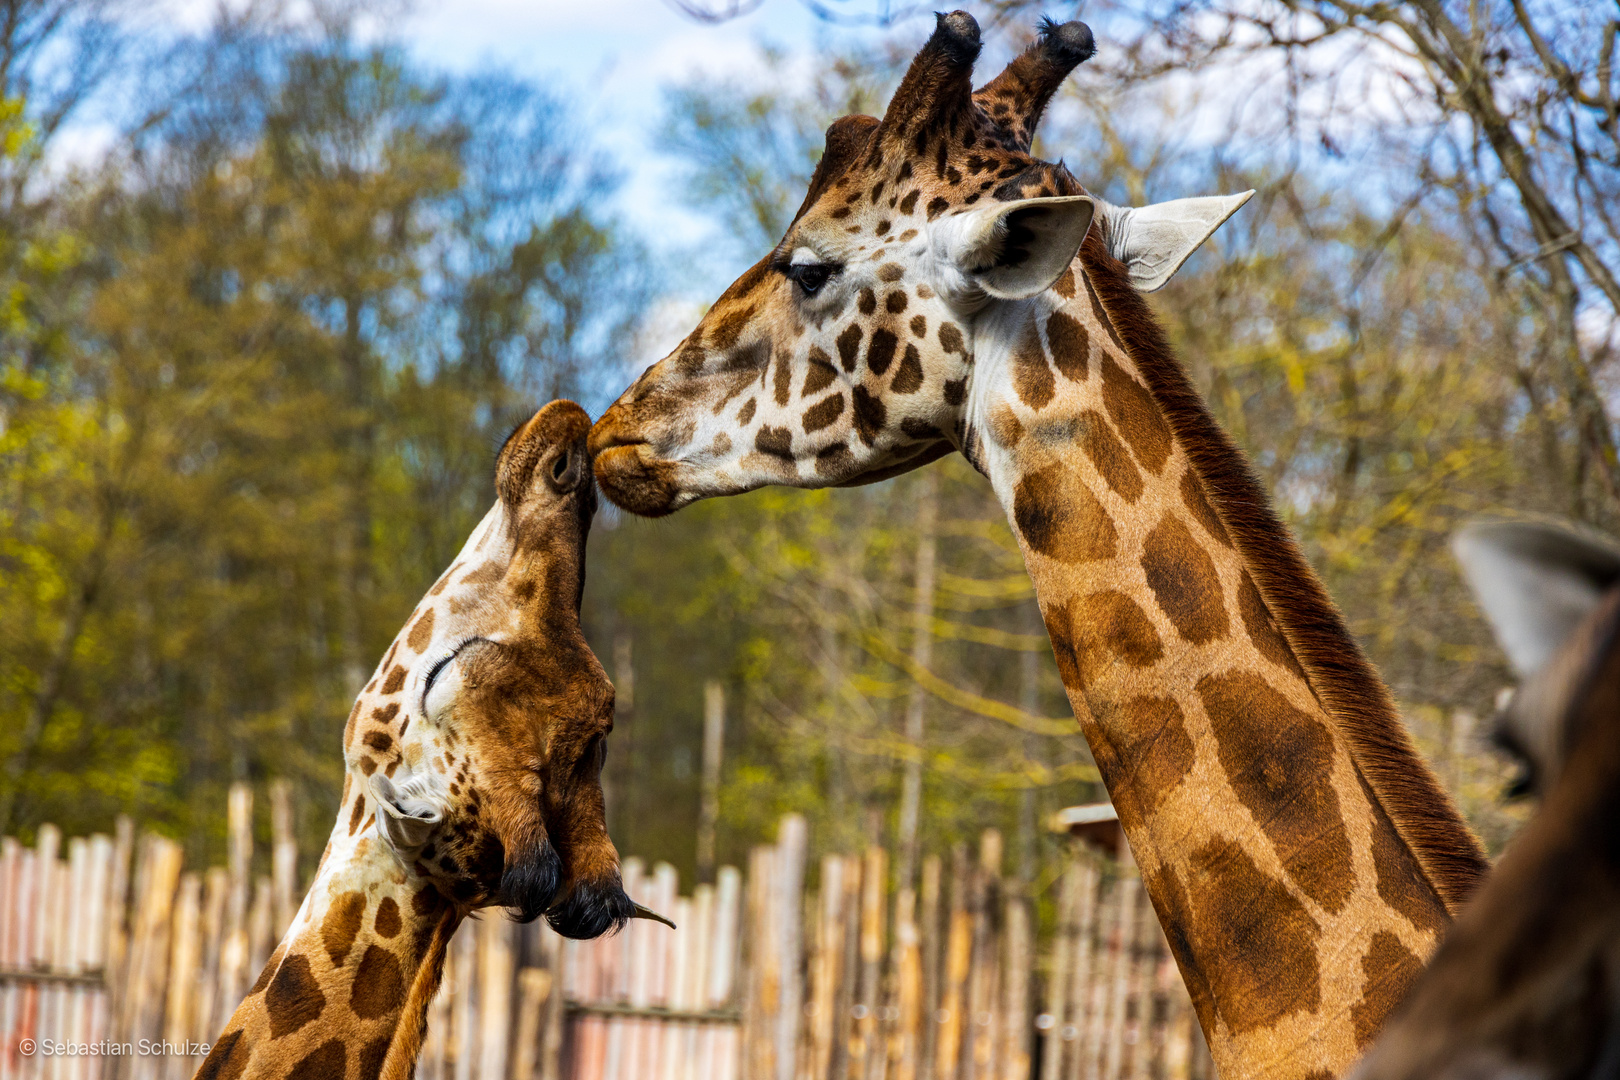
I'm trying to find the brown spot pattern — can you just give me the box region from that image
[1100,355,1172,474]
[1237,572,1307,680]
[1077,410,1143,502]
[867,329,898,376]
[836,324,863,371]
[1052,267,1076,298]
[1179,471,1231,547]
[852,387,885,446]
[363,731,393,754]
[737,398,756,426]
[1363,772,1449,934]
[710,304,755,350]
[1013,321,1055,410]
[1350,931,1424,1048]
[322,891,367,967]
[286,1040,346,1080]
[1013,465,1117,564]
[347,795,366,836]
[891,344,924,394]
[357,1034,393,1080]
[1198,671,1355,913]
[1107,695,1195,814]
[938,323,964,354]
[803,347,837,395]
[773,350,794,406]
[803,394,846,433]
[407,608,435,653]
[1045,310,1089,381]
[374,896,402,938]
[265,953,325,1038]
[1070,591,1163,686]
[194,1029,248,1080]
[350,944,406,1019]
[380,665,406,695]
[1140,514,1228,644]
[1162,839,1322,1036]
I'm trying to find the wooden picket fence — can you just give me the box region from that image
[0,788,1212,1080]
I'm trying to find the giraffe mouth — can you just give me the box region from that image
[590,441,684,518]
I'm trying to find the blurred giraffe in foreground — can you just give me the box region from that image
[1355,517,1620,1080]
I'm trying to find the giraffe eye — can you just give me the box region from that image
[786,262,837,296]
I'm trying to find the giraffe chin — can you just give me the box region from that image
[592,443,685,518]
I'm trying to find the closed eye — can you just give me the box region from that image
[782,261,839,296]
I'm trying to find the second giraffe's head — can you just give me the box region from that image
[590,10,1249,515]
[343,400,632,938]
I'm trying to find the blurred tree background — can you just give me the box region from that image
[3,0,1611,888]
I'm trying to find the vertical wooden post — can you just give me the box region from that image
[890,877,922,1080]
[1000,886,1031,1080]
[268,780,298,938]
[807,855,846,1080]
[853,844,885,1080]
[918,856,942,1080]
[773,816,807,1080]
[194,869,227,1051]
[1040,860,1079,1080]
[163,874,202,1080]
[934,846,970,1080]
[212,783,252,1036]
[710,866,742,1009]
[477,916,514,1080]
[105,815,135,1041]
[1101,875,1139,1080]
[832,856,861,1080]
[966,831,1001,1080]
[698,682,725,885]
[744,844,777,1080]
[247,877,273,978]
[537,923,565,1080]
[511,967,551,1080]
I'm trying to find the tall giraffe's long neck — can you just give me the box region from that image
[195,803,461,1080]
[965,239,1486,1080]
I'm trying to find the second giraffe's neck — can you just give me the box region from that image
[194,803,462,1080]
[964,241,1487,1080]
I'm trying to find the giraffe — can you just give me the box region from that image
[588,13,1490,1078]
[1355,518,1620,1080]
[196,400,651,1080]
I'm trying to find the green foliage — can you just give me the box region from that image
[0,30,648,870]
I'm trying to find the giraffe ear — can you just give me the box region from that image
[1453,518,1620,679]
[1095,190,1254,291]
[942,195,1095,300]
[371,773,445,857]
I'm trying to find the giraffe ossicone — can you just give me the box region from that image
[590,11,1488,1078]
[1354,519,1620,1080]
[197,400,644,1080]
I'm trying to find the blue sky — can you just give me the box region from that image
[406,0,897,262]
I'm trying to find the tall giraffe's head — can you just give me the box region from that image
[1353,518,1620,1080]
[590,11,1247,513]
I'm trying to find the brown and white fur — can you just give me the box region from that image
[1355,518,1620,1080]
[196,401,641,1080]
[589,12,1488,1077]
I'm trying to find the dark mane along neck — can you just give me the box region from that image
[1074,231,1489,911]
